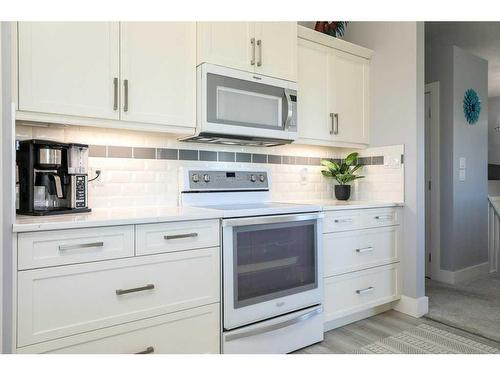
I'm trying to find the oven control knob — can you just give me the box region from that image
[203,174,211,183]
[192,174,200,183]
[259,174,265,182]
[250,174,257,182]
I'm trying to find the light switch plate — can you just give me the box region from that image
[459,157,466,169]
[459,169,466,182]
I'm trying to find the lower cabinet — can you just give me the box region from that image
[18,304,220,354]
[324,263,401,322]
[17,247,220,347]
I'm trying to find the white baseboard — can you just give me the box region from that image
[393,295,429,318]
[431,262,490,285]
[324,303,393,332]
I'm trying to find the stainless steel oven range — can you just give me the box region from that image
[180,168,324,354]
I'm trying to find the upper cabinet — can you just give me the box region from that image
[197,22,297,81]
[18,22,120,120]
[17,22,197,132]
[120,22,196,127]
[297,25,372,147]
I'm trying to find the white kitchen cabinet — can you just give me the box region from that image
[18,22,120,120]
[297,25,372,147]
[120,22,196,127]
[197,22,297,81]
[17,247,220,346]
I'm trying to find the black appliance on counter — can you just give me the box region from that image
[17,139,91,215]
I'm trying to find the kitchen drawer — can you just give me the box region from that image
[18,304,220,354]
[324,263,401,322]
[18,226,134,270]
[17,247,220,347]
[135,219,219,256]
[323,207,400,233]
[324,226,400,276]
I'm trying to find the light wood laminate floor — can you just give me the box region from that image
[295,310,500,354]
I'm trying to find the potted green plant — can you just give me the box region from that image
[321,152,364,200]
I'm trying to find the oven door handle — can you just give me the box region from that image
[224,306,323,342]
[284,89,293,130]
[222,212,323,227]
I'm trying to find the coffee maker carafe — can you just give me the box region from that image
[17,140,91,215]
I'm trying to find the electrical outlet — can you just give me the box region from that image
[90,167,104,186]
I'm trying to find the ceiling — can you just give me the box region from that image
[426,22,500,98]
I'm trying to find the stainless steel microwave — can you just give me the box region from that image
[180,63,298,147]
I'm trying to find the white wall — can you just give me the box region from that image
[343,22,426,301]
[426,45,489,272]
[0,22,3,354]
[488,96,500,165]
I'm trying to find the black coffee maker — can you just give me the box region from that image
[17,139,91,215]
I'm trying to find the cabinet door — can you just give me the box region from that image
[297,39,330,141]
[18,22,120,119]
[328,49,369,143]
[197,22,255,73]
[255,22,297,81]
[120,22,196,127]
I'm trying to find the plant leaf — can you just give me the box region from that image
[345,152,359,166]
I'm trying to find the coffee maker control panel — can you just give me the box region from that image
[72,175,88,209]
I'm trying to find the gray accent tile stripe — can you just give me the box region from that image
[108,146,132,158]
[157,148,178,160]
[89,145,106,158]
[179,149,198,161]
[252,154,267,163]
[133,147,155,159]
[199,150,217,161]
[218,151,235,162]
[88,144,392,167]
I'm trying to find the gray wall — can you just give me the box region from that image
[426,45,489,271]
[343,22,426,299]
[489,96,500,165]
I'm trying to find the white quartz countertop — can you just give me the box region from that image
[281,200,404,211]
[13,206,224,233]
[13,200,404,233]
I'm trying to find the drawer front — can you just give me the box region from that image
[324,263,401,322]
[18,247,220,347]
[18,226,134,270]
[324,207,400,233]
[136,219,219,256]
[362,208,400,228]
[323,211,361,233]
[324,226,400,276]
[19,304,220,354]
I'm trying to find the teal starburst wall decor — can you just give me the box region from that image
[463,88,481,125]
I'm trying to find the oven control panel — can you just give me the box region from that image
[187,170,269,190]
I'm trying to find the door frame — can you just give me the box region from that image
[425,81,441,279]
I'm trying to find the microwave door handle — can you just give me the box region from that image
[284,89,293,129]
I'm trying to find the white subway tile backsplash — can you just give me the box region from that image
[16,123,404,208]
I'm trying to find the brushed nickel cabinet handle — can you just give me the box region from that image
[356,247,374,253]
[333,113,339,135]
[250,38,256,66]
[356,286,374,295]
[374,215,392,220]
[59,241,104,251]
[136,346,154,354]
[257,39,262,67]
[164,232,198,240]
[329,113,335,135]
[123,79,129,112]
[116,284,155,296]
[113,77,118,111]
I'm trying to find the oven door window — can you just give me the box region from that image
[232,220,317,309]
[207,73,288,130]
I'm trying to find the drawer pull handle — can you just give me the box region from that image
[334,218,352,224]
[356,286,374,295]
[374,215,392,220]
[116,284,155,296]
[356,247,373,253]
[136,346,154,354]
[59,242,104,251]
[164,233,198,240]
